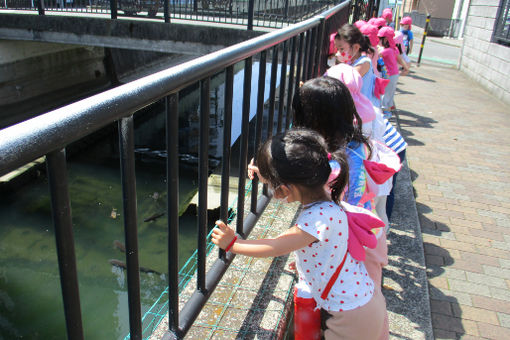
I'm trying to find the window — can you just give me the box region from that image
[493,0,510,46]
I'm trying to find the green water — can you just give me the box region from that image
[0,143,202,339]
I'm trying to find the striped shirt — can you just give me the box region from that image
[384,119,407,154]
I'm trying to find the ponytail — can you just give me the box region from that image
[328,150,349,205]
[337,24,374,56]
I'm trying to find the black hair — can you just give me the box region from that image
[256,128,349,204]
[292,76,372,155]
[396,43,403,54]
[380,36,390,48]
[335,23,375,56]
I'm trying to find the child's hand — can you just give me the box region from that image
[248,158,267,183]
[400,68,409,76]
[211,220,236,250]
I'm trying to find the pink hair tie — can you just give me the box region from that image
[327,153,332,160]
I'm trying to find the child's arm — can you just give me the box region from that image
[397,54,409,76]
[409,39,413,55]
[212,220,317,258]
[354,61,370,77]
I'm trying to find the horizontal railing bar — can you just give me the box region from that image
[0,1,349,178]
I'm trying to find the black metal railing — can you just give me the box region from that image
[494,0,510,46]
[0,1,350,339]
[1,0,337,28]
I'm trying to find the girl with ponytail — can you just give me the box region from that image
[213,128,385,340]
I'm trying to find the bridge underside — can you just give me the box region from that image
[0,13,264,55]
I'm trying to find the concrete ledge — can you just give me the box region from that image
[384,115,434,340]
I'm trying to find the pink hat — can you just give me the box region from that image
[328,32,337,55]
[374,17,386,28]
[393,30,404,45]
[367,17,378,26]
[400,16,413,29]
[382,8,393,21]
[360,23,379,47]
[354,20,367,29]
[324,63,376,123]
[378,26,396,48]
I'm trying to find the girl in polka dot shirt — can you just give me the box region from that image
[212,129,386,340]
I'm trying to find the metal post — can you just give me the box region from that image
[110,0,117,19]
[417,14,431,66]
[197,78,210,292]
[37,0,45,15]
[46,149,84,340]
[166,93,180,335]
[247,0,255,30]
[164,0,170,23]
[118,116,142,340]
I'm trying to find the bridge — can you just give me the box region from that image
[0,1,399,340]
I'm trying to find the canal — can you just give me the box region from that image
[0,60,285,339]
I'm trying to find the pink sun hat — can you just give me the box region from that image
[382,8,393,21]
[367,17,378,26]
[378,26,396,48]
[324,63,376,123]
[354,20,367,29]
[374,17,386,28]
[400,16,413,29]
[360,23,379,47]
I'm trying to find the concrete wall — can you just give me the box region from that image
[460,0,510,106]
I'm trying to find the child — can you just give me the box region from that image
[213,128,386,340]
[374,17,387,29]
[334,24,379,107]
[378,26,409,118]
[292,77,373,211]
[292,77,393,340]
[394,30,411,68]
[381,8,394,29]
[400,16,414,55]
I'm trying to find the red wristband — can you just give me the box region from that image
[225,236,237,252]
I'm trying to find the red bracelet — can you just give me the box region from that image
[225,236,237,252]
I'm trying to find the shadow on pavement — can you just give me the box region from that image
[397,109,438,130]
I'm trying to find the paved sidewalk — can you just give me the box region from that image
[395,63,510,339]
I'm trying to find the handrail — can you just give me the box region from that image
[0,14,324,177]
[0,2,352,339]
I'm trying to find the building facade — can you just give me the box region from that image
[460,0,510,105]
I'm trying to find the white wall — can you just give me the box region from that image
[460,0,510,105]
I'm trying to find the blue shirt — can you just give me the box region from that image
[352,56,380,107]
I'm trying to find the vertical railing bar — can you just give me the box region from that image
[46,149,84,340]
[118,116,142,340]
[277,40,288,133]
[307,27,317,79]
[166,93,180,335]
[250,50,267,213]
[295,32,305,92]
[302,29,311,81]
[313,17,325,77]
[285,36,297,130]
[219,66,234,260]
[197,78,210,292]
[267,46,279,140]
[236,57,253,237]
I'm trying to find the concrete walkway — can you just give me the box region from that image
[395,63,510,339]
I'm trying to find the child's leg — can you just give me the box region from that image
[322,287,386,340]
[294,288,321,340]
[374,195,390,233]
[382,74,399,112]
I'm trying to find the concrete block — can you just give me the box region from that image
[488,43,510,61]
[470,0,499,6]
